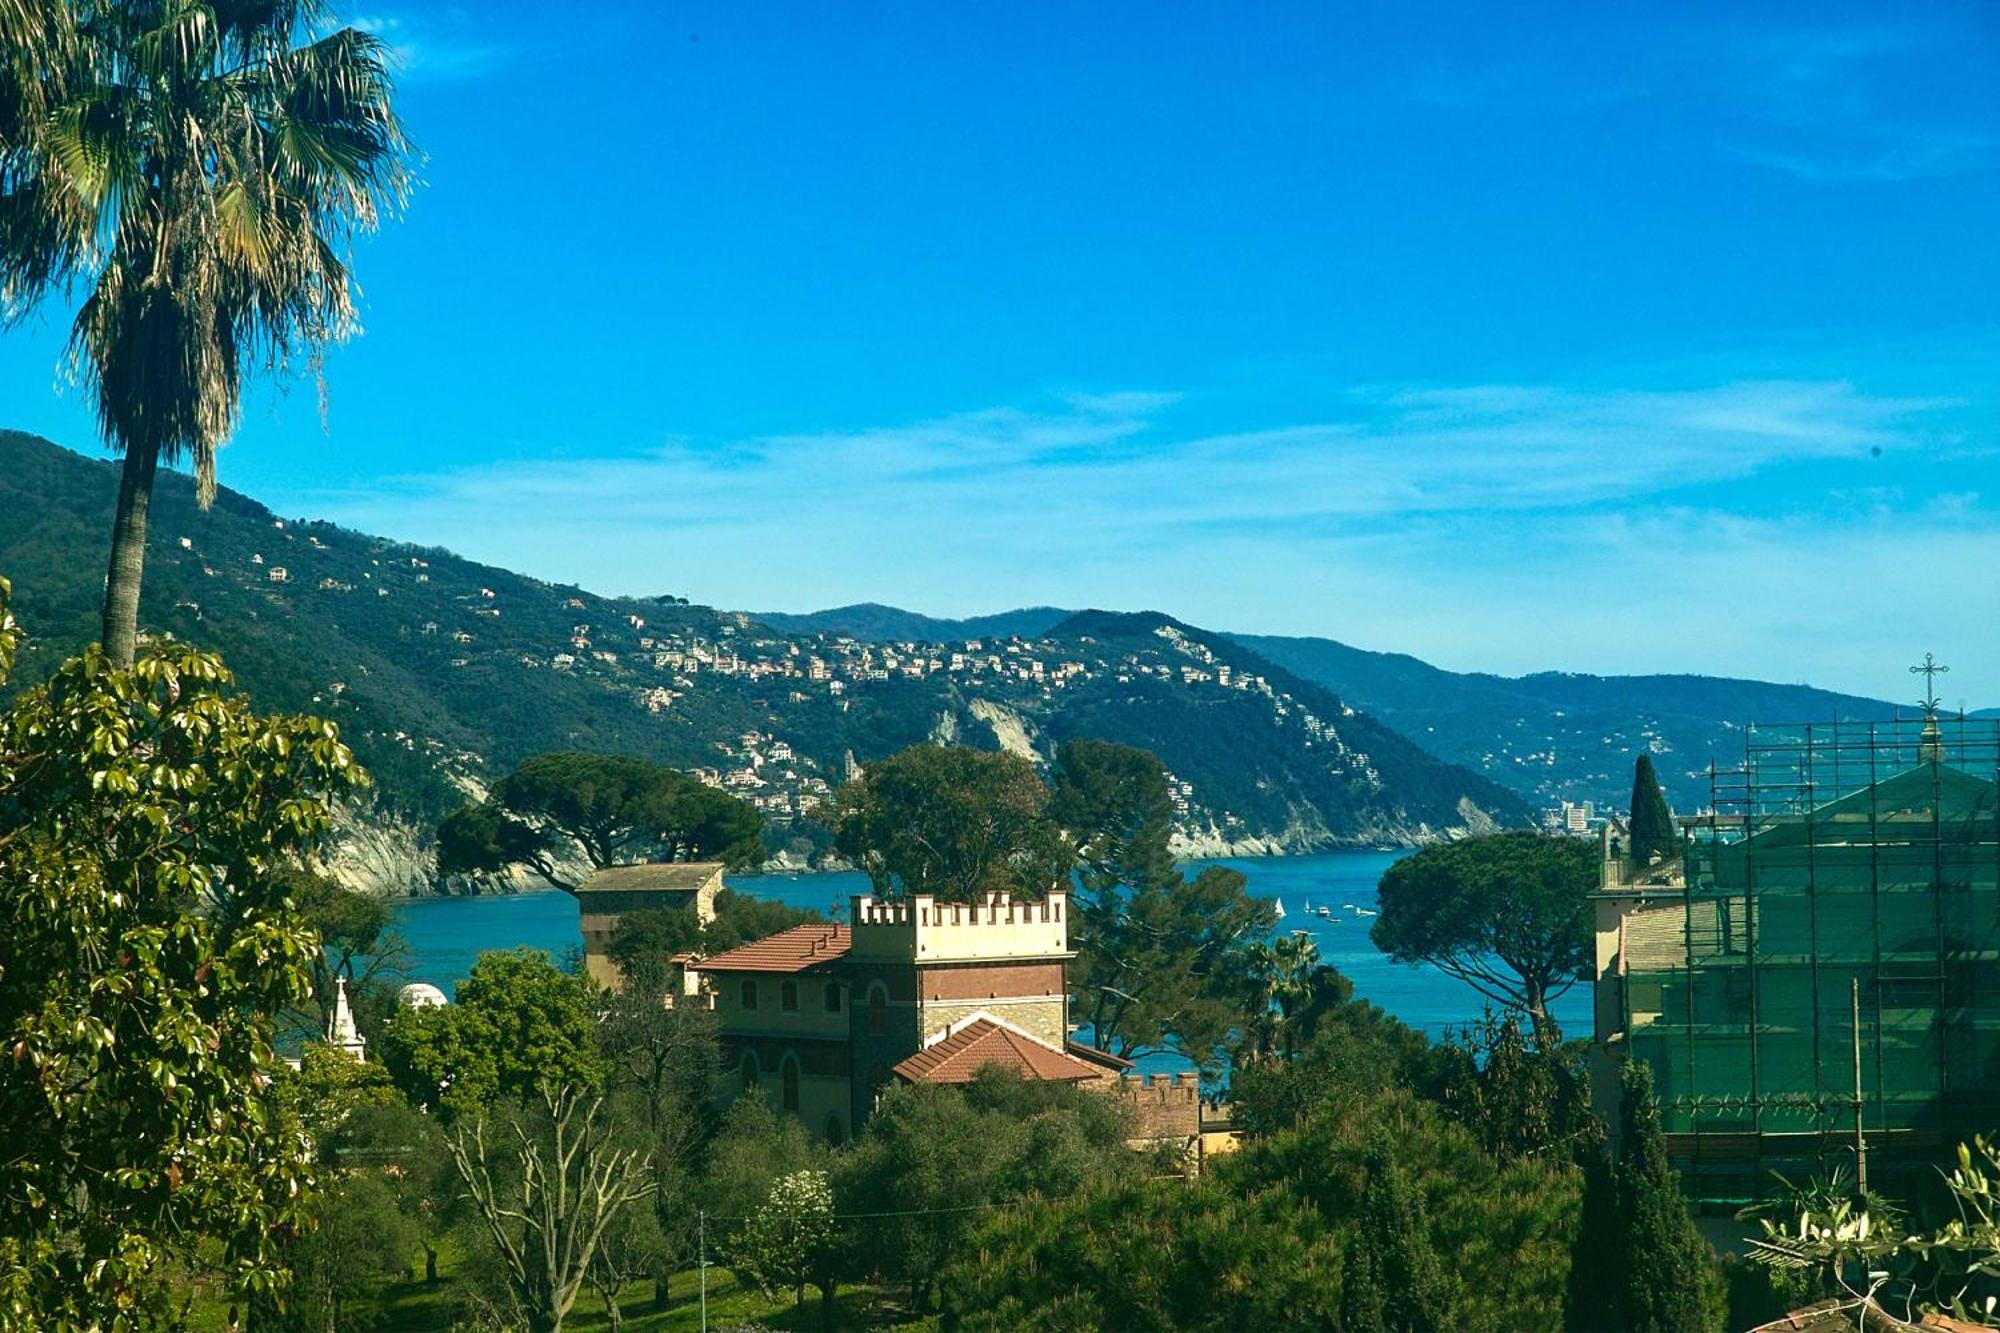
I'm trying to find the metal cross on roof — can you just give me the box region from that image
[1910,652,1950,715]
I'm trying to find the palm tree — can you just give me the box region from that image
[1245,931,1320,1060]
[1,0,410,664]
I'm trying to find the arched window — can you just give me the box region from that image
[824,983,842,1013]
[781,1055,800,1112]
[739,1051,760,1091]
[824,1114,846,1147]
[867,983,888,1035]
[781,980,798,1012]
[740,980,758,1011]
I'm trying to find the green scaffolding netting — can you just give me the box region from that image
[1619,717,2000,1205]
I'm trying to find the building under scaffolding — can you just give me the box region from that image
[1592,710,2000,1208]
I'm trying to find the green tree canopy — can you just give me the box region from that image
[1600,1061,1726,1331]
[0,585,369,1323]
[823,743,1067,901]
[1056,740,1277,1066]
[438,752,764,892]
[378,948,605,1118]
[1372,831,1596,1036]
[606,887,826,992]
[842,1072,1132,1314]
[0,2,411,665]
[1628,754,1677,866]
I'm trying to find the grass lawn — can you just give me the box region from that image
[186,1252,938,1331]
[375,1266,935,1331]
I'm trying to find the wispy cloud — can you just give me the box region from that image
[319,379,1946,539]
[344,10,509,83]
[1719,20,1996,183]
[285,374,1997,699]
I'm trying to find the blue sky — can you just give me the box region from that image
[3,1,1996,703]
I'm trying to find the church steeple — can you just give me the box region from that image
[1910,653,1949,766]
[327,974,367,1061]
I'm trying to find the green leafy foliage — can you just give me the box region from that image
[731,1170,837,1306]
[842,1071,1133,1313]
[825,743,1068,901]
[440,751,765,890]
[943,1175,1345,1331]
[1569,1062,1725,1332]
[1435,1012,1600,1166]
[1227,968,1447,1135]
[0,626,367,1324]
[1372,831,1596,1033]
[606,888,826,993]
[378,949,605,1118]
[1059,740,1277,1065]
[1342,1138,1458,1332]
[952,1084,1579,1332]
[1747,1138,2000,1327]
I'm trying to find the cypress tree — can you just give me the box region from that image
[1610,1061,1723,1333]
[1346,1140,1455,1332]
[1563,1145,1622,1331]
[1628,755,1676,866]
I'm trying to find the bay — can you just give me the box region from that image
[385,850,1592,1047]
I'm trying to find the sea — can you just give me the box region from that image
[384,849,1592,1072]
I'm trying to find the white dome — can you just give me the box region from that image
[397,982,449,1009]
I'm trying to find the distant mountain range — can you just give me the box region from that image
[751,607,1963,811]
[0,432,1526,893]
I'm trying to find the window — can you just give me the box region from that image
[739,1051,759,1091]
[868,983,888,1036]
[824,983,842,1014]
[740,980,758,1011]
[824,1114,846,1147]
[781,980,798,1012]
[781,1056,800,1112]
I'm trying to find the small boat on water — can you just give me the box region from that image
[1274,898,1287,919]
[1341,903,1356,911]
[1355,907,1378,917]
[1316,906,1332,919]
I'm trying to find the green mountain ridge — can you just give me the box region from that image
[0,431,1525,894]
[759,606,1952,812]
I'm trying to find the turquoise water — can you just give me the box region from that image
[386,850,1590,1045]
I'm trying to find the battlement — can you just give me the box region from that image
[849,890,1070,962]
[1120,1070,1202,1101]
[1115,1071,1203,1139]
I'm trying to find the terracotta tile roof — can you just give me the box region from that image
[694,924,850,973]
[893,1018,1107,1085]
[578,861,725,893]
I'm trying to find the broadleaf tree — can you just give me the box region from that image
[823,743,1068,901]
[0,585,369,1323]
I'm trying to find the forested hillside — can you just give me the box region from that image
[756,601,1941,814]
[0,432,1524,892]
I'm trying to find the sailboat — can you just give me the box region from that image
[1274,898,1287,920]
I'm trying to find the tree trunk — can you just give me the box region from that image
[1524,979,1553,1045]
[100,440,159,668]
[652,1272,669,1311]
[425,1244,439,1285]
